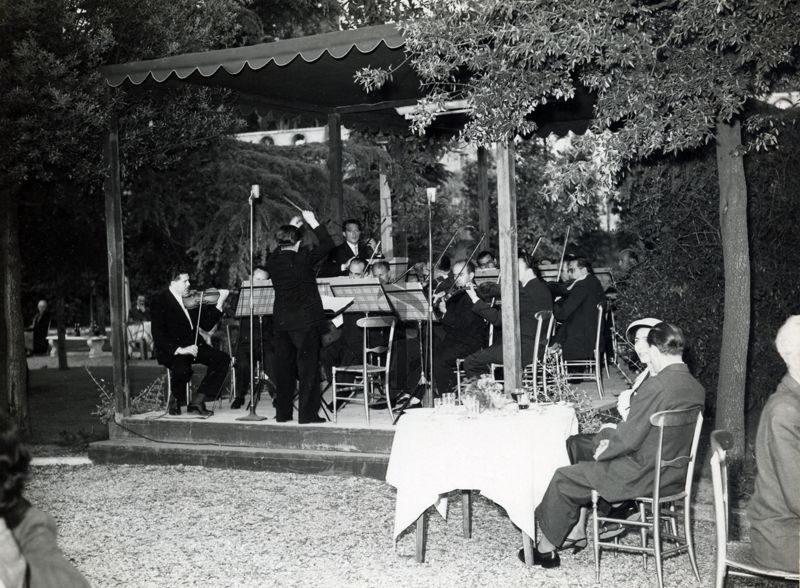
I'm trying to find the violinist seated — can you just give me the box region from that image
[317,218,375,277]
[347,257,367,279]
[462,252,553,378]
[150,268,231,416]
[371,260,390,282]
[431,260,487,396]
[476,250,498,270]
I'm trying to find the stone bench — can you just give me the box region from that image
[47,335,109,358]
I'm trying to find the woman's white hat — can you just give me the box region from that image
[626,317,663,344]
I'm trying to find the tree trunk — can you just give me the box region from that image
[0,189,8,415]
[1,184,30,432]
[715,119,750,461]
[56,295,69,370]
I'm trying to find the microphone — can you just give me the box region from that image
[426,187,437,204]
[250,184,260,199]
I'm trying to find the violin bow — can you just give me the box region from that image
[440,233,485,298]
[193,291,205,346]
[432,226,462,274]
[531,237,543,259]
[282,195,305,214]
[556,227,571,281]
[365,240,381,270]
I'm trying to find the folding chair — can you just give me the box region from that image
[591,407,703,588]
[710,430,799,587]
[332,316,396,425]
[522,310,555,395]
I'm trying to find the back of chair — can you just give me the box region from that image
[356,316,396,371]
[532,310,553,362]
[594,302,606,356]
[710,430,734,540]
[649,408,704,503]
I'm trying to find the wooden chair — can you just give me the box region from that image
[591,408,703,588]
[522,310,555,395]
[559,302,606,398]
[332,316,396,425]
[710,430,799,587]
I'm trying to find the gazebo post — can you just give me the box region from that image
[327,113,344,230]
[495,140,522,392]
[477,146,490,249]
[102,110,130,418]
[378,169,394,257]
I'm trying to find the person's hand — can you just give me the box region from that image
[437,300,447,314]
[301,210,319,228]
[466,287,479,303]
[341,256,356,272]
[594,439,609,460]
[176,345,198,357]
[289,215,303,227]
[616,389,633,421]
[215,289,230,310]
[366,237,378,250]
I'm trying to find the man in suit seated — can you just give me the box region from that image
[462,252,553,377]
[522,322,705,568]
[747,315,800,573]
[151,269,230,416]
[552,257,606,360]
[318,218,374,277]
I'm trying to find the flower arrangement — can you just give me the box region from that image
[461,374,506,410]
[88,367,166,424]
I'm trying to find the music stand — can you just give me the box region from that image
[382,282,437,424]
[474,268,500,286]
[322,277,392,314]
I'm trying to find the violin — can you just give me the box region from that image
[182,288,233,310]
[476,281,502,302]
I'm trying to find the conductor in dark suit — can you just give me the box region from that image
[265,210,334,424]
[317,218,373,277]
[151,269,230,416]
[553,257,606,360]
[523,323,705,568]
[462,253,553,376]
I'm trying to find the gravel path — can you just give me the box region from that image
[27,463,770,588]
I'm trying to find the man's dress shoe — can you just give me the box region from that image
[298,416,326,424]
[230,397,245,409]
[168,406,181,416]
[187,404,213,417]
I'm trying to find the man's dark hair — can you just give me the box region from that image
[477,250,495,262]
[647,322,686,355]
[276,225,301,247]
[342,218,362,232]
[572,257,594,274]
[437,255,451,272]
[168,267,189,282]
[0,414,31,518]
[518,251,542,279]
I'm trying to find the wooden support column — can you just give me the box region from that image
[103,112,129,418]
[378,171,394,258]
[477,146,490,248]
[496,141,521,392]
[327,113,344,230]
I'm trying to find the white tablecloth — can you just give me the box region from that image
[386,404,578,540]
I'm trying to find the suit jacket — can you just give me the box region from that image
[747,374,800,572]
[265,225,335,331]
[554,273,606,360]
[471,277,553,342]
[150,289,222,365]
[440,289,487,352]
[318,241,373,277]
[587,363,705,500]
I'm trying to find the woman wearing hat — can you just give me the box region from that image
[617,317,663,421]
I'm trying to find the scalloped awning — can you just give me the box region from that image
[101,23,593,136]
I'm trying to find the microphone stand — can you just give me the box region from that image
[425,187,436,408]
[238,185,267,422]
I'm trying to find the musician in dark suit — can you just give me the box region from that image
[30,300,51,355]
[524,323,705,568]
[462,253,553,377]
[432,260,487,395]
[265,210,334,424]
[151,269,230,416]
[318,218,373,277]
[553,257,606,360]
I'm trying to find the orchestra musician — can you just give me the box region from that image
[151,268,231,416]
[371,260,390,282]
[551,257,606,361]
[318,218,374,277]
[463,252,552,377]
[265,210,334,424]
[432,260,487,395]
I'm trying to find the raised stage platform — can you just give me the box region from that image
[88,372,625,478]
